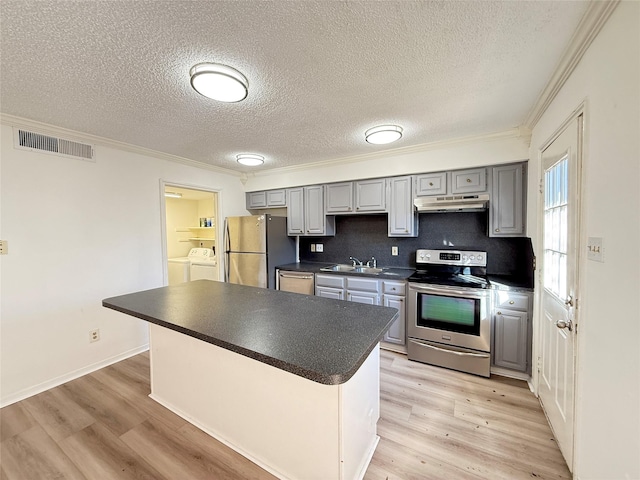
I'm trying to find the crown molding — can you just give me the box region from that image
[244,128,531,180]
[524,0,620,130]
[0,114,243,177]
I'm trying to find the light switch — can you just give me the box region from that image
[0,240,7,255]
[391,246,398,256]
[310,244,316,252]
[316,244,323,252]
[587,237,604,262]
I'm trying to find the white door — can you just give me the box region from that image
[538,114,582,471]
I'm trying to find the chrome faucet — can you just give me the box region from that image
[366,256,376,268]
[349,256,363,266]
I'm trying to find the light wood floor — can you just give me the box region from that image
[0,349,571,479]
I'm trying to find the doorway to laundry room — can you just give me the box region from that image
[162,184,220,285]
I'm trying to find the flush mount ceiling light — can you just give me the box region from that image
[236,154,264,166]
[365,125,403,145]
[165,192,182,198]
[189,63,248,103]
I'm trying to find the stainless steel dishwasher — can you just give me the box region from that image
[277,270,315,295]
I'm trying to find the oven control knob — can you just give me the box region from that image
[470,255,475,260]
[477,255,483,261]
[462,255,468,261]
[426,254,431,259]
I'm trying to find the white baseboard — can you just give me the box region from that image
[490,365,532,382]
[0,344,149,407]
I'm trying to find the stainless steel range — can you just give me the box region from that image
[407,249,491,377]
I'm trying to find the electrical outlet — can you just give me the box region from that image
[316,243,324,252]
[391,246,398,256]
[310,244,316,252]
[90,329,100,343]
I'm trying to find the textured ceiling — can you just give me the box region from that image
[0,1,589,173]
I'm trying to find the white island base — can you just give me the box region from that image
[148,324,381,480]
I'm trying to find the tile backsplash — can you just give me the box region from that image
[300,212,534,281]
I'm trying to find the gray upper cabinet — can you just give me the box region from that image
[287,188,305,235]
[246,191,267,209]
[415,172,447,196]
[266,189,287,207]
[450,167,487,194]
[246,189,286,209]
[287,186,335,236]
[355,179,386,212]
[304,185,326,235]
[325,182,354,213]
[490,163,526,237]
[325,179,386,214]
[388,175,418,237]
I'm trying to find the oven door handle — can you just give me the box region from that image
[410,339,490,358]
[409,283,489,298]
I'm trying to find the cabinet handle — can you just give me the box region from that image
[348,207,352,211]
[405,229,408,232]
[509,300,515,304]
[429,182,433,186]
[466,178,472,183]
[497,311,502,315]
[495,228,500,232]
[356,207,360,210]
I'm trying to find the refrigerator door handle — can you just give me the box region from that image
[224,217,230,282]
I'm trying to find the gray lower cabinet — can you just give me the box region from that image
[287,186,335,236]
[490,163,526,237]
[315,274,406,347]
[382,280,406,345]
[316,286,345,300]
[346,276,380,305]
[315,274,346,300]
[492,290,532,373]
[388,175,418,237]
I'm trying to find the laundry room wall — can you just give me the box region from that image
[0,119,248,406]
[165,197,200,258]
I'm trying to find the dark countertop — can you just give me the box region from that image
[487,275,534,291]
[103,280,398,385]
[276,262,415,280]
[277,262,532,289]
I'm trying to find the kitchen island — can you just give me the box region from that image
[103,280,398,480]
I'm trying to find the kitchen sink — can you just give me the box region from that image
[352,266,384,274]
[320,264,385,275]
[320,264,356,272]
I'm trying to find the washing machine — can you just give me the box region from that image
[168,248,217,285]
[168,257,190,285]
[189,248,218,281]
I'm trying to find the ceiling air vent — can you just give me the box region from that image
[14,129,94,161]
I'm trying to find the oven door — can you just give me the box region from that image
[408,283,490,353]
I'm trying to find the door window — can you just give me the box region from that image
[544,157,569,300]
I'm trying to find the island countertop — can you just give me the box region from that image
[103,280,398,385]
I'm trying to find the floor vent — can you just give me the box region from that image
[14,129,95,161]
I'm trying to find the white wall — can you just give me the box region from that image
[0,122,246,406]
[528,3,640,478]
[165,197,200,258]
[243,131,530,191]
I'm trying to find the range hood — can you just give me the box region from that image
[414,193,489,212]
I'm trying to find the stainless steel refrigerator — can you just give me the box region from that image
[224,215,296,288]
